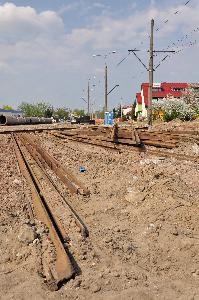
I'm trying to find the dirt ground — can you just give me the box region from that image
[0,122,199,300]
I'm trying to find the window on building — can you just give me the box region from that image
[152,87,162,92]
[171,87,185,92]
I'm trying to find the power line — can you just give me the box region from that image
[153,25,199,69]
[154,0,192,32]
[130,22,199,78]
[117,0,193,68]
[164,26,199,51]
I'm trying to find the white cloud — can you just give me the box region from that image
[93,2,106,9]
[0,3,78,72]
[57,2,81,15]
[0,1,198,108]
[66,27,95,47]
[64,0,199,51]
[0,3,64,41]
[0,1,197,73]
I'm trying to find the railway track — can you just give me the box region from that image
[12,133,89,290]
[19,133,90,196]
[50,130,199,163]
[7,125,199,293]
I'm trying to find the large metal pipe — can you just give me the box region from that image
[40,117,53,124]
[0,115,26,125]
[29,117,41,124]
[0,115,52,126]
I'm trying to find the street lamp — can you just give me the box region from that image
[92,51,116,59]
[92,51,117,112]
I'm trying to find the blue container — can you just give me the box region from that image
[104,111,113,126]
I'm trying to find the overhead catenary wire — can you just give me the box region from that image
[117,0,192,68]
[154,0,192,32]
[129,5,198,79]
[154,38,197,70]
[87,0,194,110]
[154,24,199,70]
[164,26,199,51]
[130,36,197,79]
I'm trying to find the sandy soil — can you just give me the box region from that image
[0,122,199,300]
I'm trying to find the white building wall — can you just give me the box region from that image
[141,89,147,117]
[122,107,132,116]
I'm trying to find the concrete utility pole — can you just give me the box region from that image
[148,19,154,126]
[87,80,90,116]
[105,64,108,112]
[128,19,175,127]
[92,51,117,112]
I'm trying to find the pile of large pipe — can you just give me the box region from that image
[0,115,53,126]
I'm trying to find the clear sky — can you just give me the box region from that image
[0,0,198,111]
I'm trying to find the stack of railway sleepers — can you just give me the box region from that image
[52,125,199,149]
[53,126,140,146]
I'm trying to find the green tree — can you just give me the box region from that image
[18,102,33,116]
[130,102,136,120]
[95,109,104,119]
[34,102,52,117]
[3,105,13,110]
[113,105,121,118]
[113,108,117,118]
[73,109,85,117]
[44,107,53,118]
[18,101,52,117]
[54,107,69,120]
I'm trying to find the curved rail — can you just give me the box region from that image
[13,134,75,290]
[19,133,90,196]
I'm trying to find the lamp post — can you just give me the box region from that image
[87,80,90,116]
[105,64,108,111]
[81,78,93,117]
[92,51,117,112]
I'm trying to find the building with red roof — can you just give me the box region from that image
[135,82,188,117]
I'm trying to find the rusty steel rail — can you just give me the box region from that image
[52,127,182,149]
[17,134,88,238]
[51,130,199,163]
[52,129,177,149]
[12,135,74,290]
[51,131,122,152]
[19,133,90,196]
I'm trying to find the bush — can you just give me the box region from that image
[152,97,197,122]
